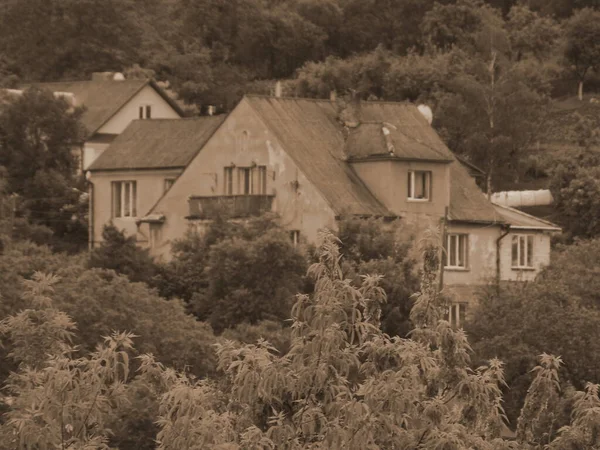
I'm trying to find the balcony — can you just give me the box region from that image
[188,195,275,220]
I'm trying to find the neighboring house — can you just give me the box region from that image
[87,116,225,250]
[26,72,184,171]
[88,95,560,325]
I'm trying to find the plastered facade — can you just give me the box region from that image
[140,98,337,260]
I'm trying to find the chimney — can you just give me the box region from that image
[336,90,361,128]
[207,105,215,116]
[329,90,337,102]
[274,80,282,98]
[91,72,116,81]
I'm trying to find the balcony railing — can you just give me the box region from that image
[188,195,275,220]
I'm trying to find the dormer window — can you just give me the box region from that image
[408,170,431,201]
[139,104,152,119]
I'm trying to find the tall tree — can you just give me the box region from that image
[564,8,600,100]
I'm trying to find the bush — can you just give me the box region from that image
[89,223,158,285]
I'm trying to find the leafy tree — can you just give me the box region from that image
[0,0,141,81]
[336,216,420,337]
[564,8,600,100]
[89,223,158,284]
[505,5,563,62]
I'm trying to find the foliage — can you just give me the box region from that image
[336,216,420,338]
[564,8,600,98]
[89,223,159,284]
[221,320,292,356]
[0,88,88,251]
[467,276,600,426]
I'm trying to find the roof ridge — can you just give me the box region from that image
[244,94,414,106]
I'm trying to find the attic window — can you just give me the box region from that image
[139,104,152,119]
[408,170,431,201]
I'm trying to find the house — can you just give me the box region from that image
[87,95,560,324]
[27,72,184,171]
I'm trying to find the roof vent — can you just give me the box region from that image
[274,81,282,98]
[417,104,433,125]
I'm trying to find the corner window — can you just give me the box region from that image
[164,178,176,193]
[112,181,137,218]
[408,170,431,201]
[445,234,468,268]
[447,303,467,329]
[139,104,152,119]
[511,235,534,268]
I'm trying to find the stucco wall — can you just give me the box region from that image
[89,168,183,246]
[499,231,551,282]
[351,160,450,217]
[444,223,499,286]
[97,85,180,135]
[146,98,338,259]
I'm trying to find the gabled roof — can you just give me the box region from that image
[492,203,562,231]
[244,95,499,223]
[88,116,226,172]
[24,79,184,135]
[244,95,390,217]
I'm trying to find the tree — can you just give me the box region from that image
[0,0,141,81]
[505,5,563,62]
[89,223,159,285]
[564,8,600,100]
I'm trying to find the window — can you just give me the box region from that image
[224,167,234,195]
[164,178,176,193]
[290,230,300,247]
[255,166,267,194]
[235,165,267,195]
[445,234,468,268]
[447,303,467,329]
[112,181,137,218]
[139,105,152,119]
[150,223,162,248]
[511,235,534,268]
[408,170,431,200]
[239,167,251,194]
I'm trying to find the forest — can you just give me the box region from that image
[2,0,600,448]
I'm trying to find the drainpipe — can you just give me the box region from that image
[85,171,94,251]
[496,224,510,292]
[439,206,449,293]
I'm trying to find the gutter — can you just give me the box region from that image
[496,224,511,291]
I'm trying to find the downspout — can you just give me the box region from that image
[85,171,94,252]
[496,224,510,293]
[439,206,449,293]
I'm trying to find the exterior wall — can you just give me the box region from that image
[89,168,183,246]
[444,223,500,287]
[499,231,551,282]
[83,141,111,170]
[97,85,181,135]
[351,159,450,218]
[145,98,337,260]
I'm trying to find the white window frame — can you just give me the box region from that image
[448,303,467,329]
[407,170,432,201]
[112,181,137,218]
[511,234,534,269]
[445,234,469,269]
[139,104,152,119]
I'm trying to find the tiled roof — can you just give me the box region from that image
[245,95,499,223]
[245,96,391,217]
[492,203,562,231]
[448,163,502,223]
[88,116,225,171]
[25,79,184,135]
